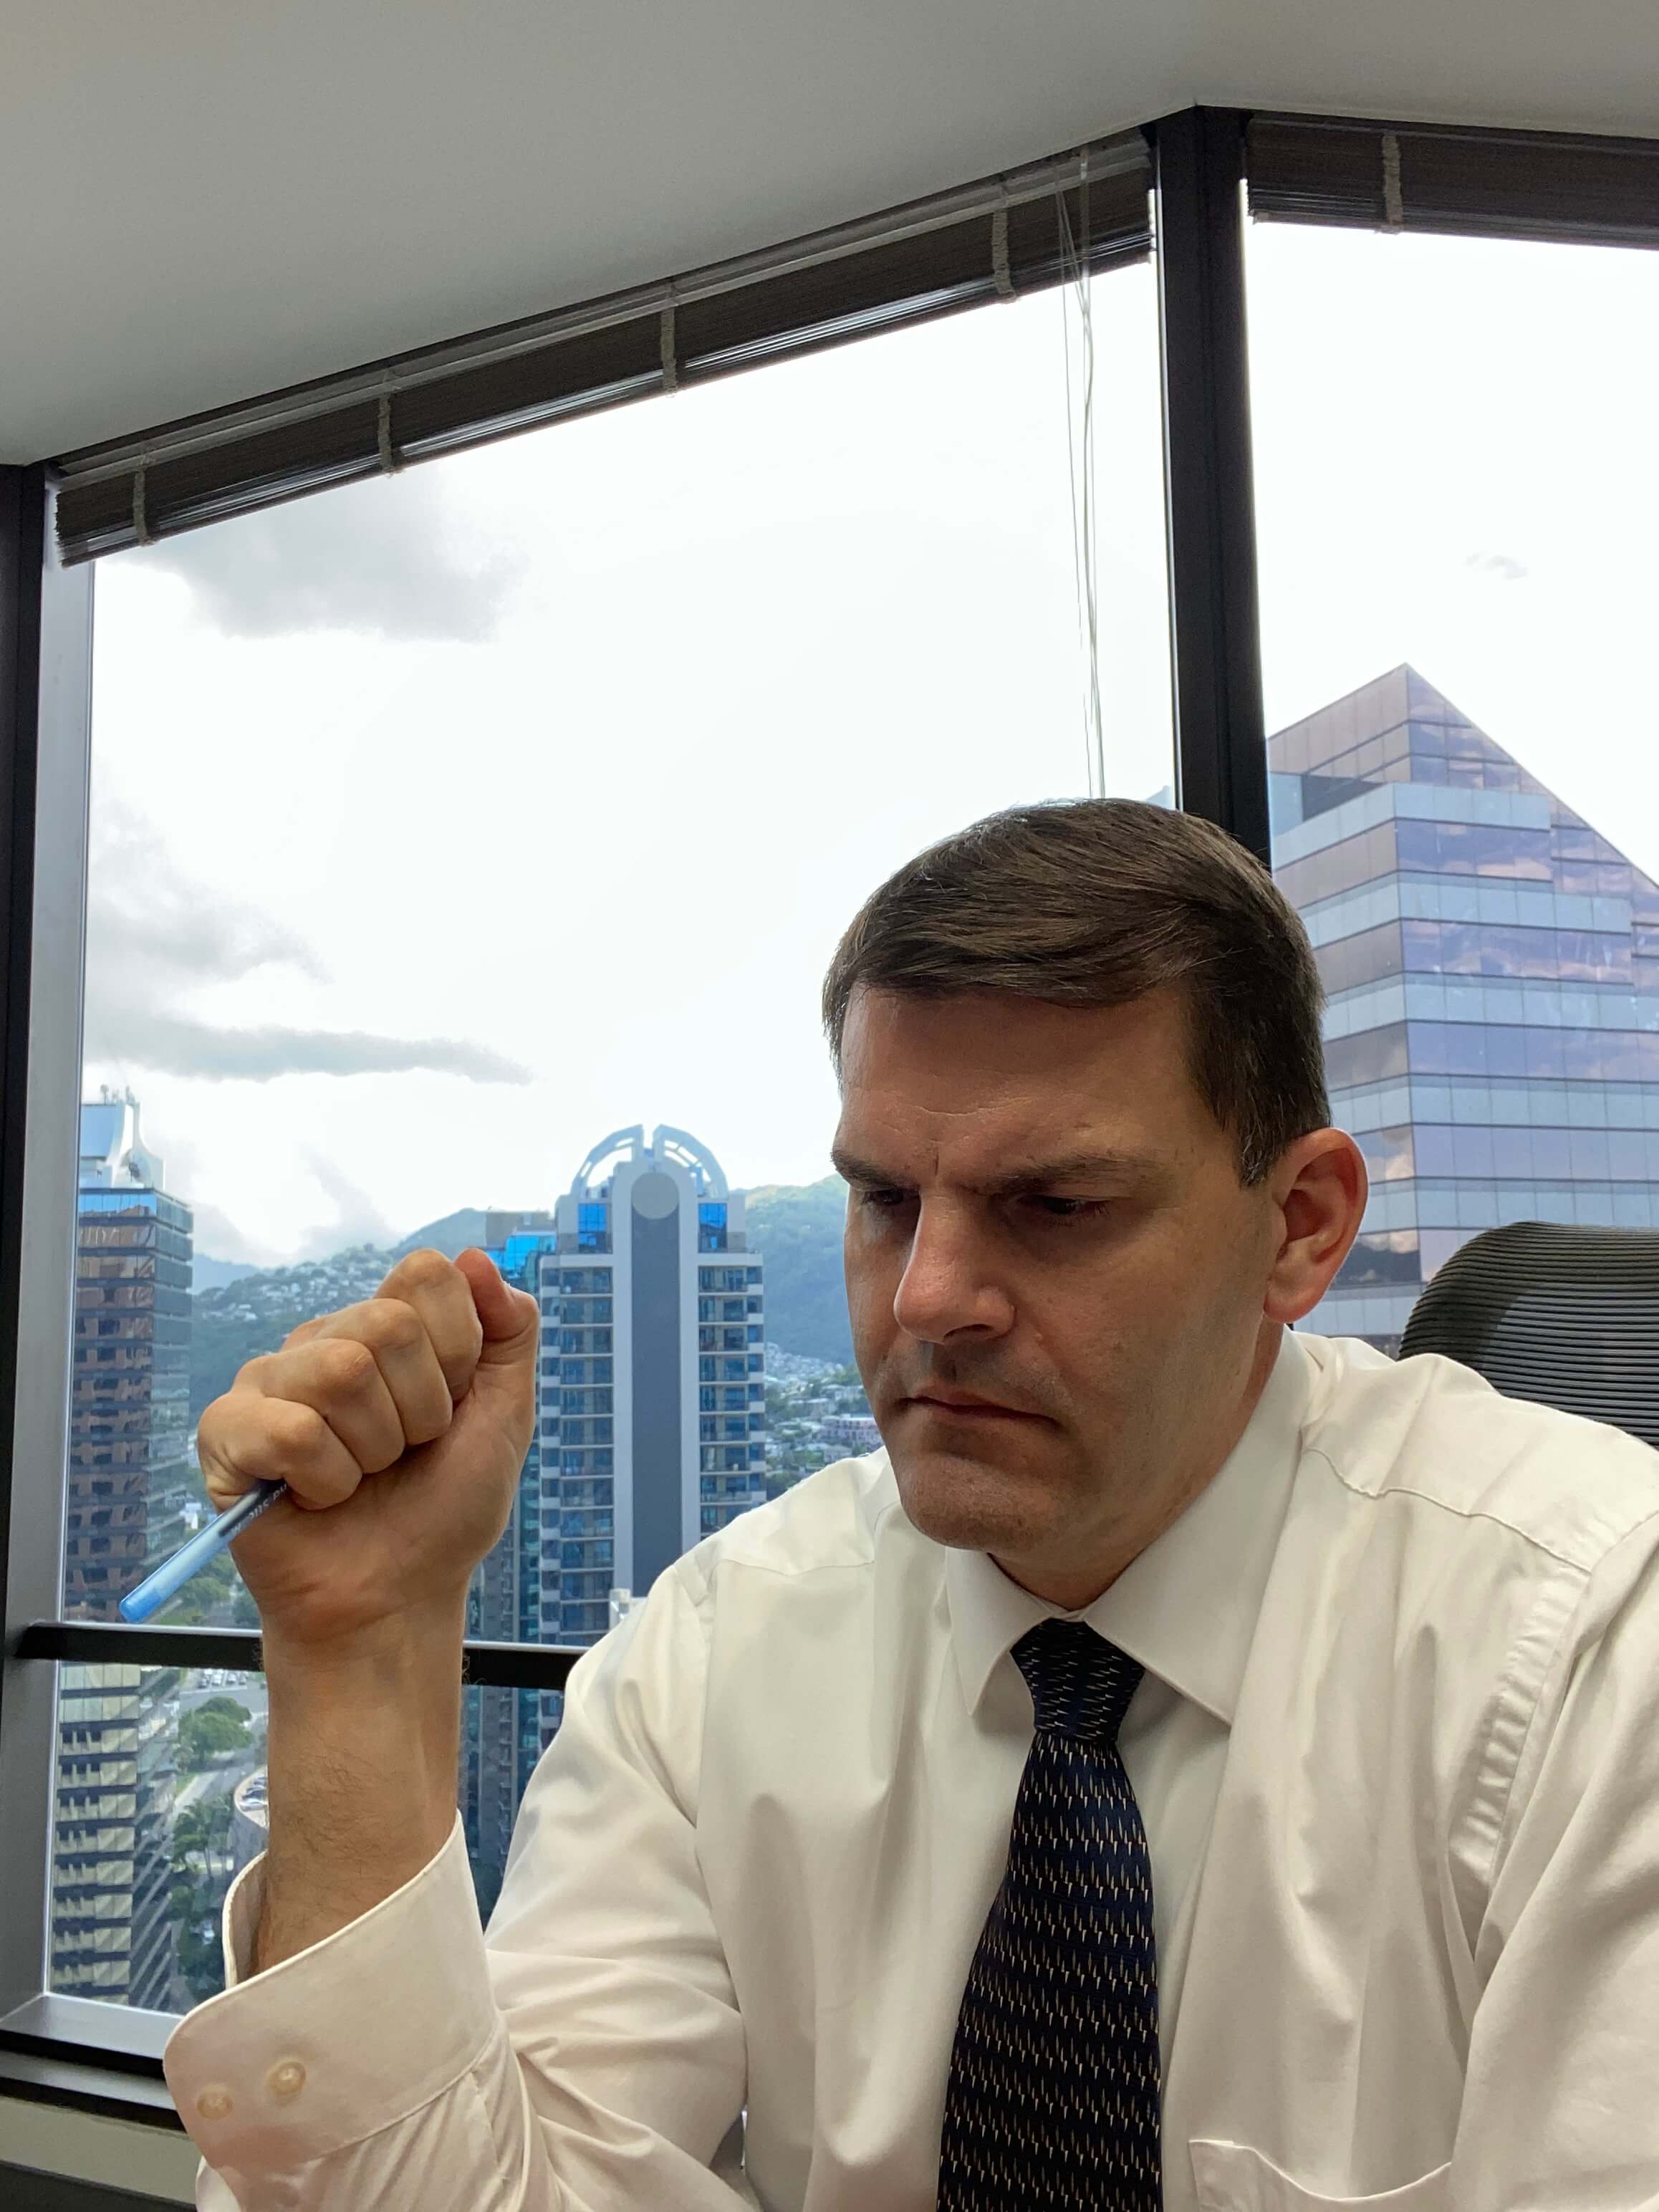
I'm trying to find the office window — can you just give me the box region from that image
[47,1666,266,2010]
[1250,219,1659,1352]
[49,239,1174,1978]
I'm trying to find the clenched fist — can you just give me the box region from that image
[197,1246,538,1650]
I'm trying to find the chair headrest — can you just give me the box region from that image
[1399,1221,1659,1450]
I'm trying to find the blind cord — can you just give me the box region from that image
[1058,160,1105,800]
[131,462,153,547]
[991,204,1016,300]
[1381,133,1405,231]
[376,390,403,475]
[660,291,679,393]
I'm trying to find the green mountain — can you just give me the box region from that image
[391,1207,491,1259]
[741,1176,850,1364]
[191,1254,262,1294]
[193,1206,489,1299]
[188,1185,852,1422]
[189,1246,393,1419]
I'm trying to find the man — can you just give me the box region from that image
[167,799,1659,2211]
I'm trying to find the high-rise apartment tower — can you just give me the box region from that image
[463,1125,766,1908]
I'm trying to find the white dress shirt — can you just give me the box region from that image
[166,1331,1659,2212]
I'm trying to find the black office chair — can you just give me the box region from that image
[1399,1221,1659,1451]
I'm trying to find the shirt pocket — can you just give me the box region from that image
[1190,2139,1451,2212]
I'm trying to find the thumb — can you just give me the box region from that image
[454,1247,539,1364]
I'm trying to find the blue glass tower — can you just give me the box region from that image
[1271,666,1659,1352]
[459,1210,557,1913]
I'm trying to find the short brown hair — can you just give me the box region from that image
[822,799,1329,1186]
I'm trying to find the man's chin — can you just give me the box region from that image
[890,1448,1056,1557]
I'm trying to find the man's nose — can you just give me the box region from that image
[891,1201,1014,1343]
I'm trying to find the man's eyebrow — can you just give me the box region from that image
[982,1152,1149,1195]
[830,1147,1148,1194]
[830,1148,893,1188]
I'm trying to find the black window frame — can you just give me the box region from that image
[4,97,1657,2122]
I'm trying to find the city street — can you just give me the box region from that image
[175,1742,264,1814]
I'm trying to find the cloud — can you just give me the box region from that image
[1465,549,1529,582]
[87,807,327,996]
[130,466,526,643]
[186,1201,266,1269]
[82,801,530,1085]
[85,1006,532,1085]
[293,1151,400,1260]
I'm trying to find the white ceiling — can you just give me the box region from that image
[6,0,1659,462]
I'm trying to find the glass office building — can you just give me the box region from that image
[51,1663,177,2006]
[1275,667,1659,1352]
[52,1096,193,2006]
[67,1094,193,1618]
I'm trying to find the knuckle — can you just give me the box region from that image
[196,1402,236,1489]
[360,1297,425,1355]
[404,1398,454,1448]
[391,1248,453,1294]
[267,1398,332,1473]
[202,1388,361,1509]
[314,1337,380,1395]
[441,1330,482,1392]
[203,1471,241,1514]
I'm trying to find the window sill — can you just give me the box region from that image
[0,1995,181,2131]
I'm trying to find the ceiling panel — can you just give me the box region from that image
[4,0,1657,461]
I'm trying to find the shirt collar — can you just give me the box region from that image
[944,1328,1312,1728]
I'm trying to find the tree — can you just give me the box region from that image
[172,1792,234,1882]
[170,1789,239,2001]
[153,1544,261,1630]
[195,1695,252,1724]
[175,1910,226,2004]
[155,1547,236,1627]
[177,1701,251,1771]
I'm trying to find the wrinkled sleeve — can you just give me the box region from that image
[1454,1515,1659,2211]
[164,1562,750,2210]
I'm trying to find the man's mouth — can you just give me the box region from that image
[905,1392,1042,1422]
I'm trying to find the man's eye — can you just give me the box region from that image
[1024,1196,1110,1222]
[857,1188,911,1212]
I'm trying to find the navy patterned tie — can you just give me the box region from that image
[937,1619,1161,2209]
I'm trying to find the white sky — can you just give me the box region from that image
[84,223,1659,1265]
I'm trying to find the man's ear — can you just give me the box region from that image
[1263,1129,1369,1324]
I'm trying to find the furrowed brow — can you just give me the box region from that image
[982,1152,1145,1196]
[830,1147,1145,1194]
[830,1148,899,1188]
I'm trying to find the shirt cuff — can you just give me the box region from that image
[163,1811,499,2171]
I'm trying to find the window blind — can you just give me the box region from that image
[1249,115,1659,248]
[54,131,1151,564]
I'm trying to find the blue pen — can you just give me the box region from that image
[117,1481,288,1624]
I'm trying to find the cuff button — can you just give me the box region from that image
[267,2059,307,2102]
[194,2085,234,2121]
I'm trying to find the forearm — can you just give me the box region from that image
[254,1602,467,1973]
[167,1577,746,2212]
